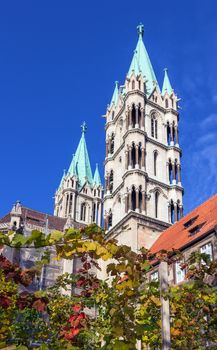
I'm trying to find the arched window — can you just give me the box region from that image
[132,186,136,211]
[131,143,136,169]
[171,97,174,108]
[177,200,181,221]
[155,119,158,138]
[138,142,142,168]
[109,170,114,193]
[151,117,155,137]
[175,159,178,183]
[151,114,158,139]
[138,80,141,90]
[93,203,96,222]
[155,192,159,218]
[65,194,69,217]
[110,133,115,154]
[170,200,175,224]
[68,193,73,215]
[139,185,142,212]
[168,159,173,184]
[154,151,158,176]
[155,96,157,103]
[80,203,86,221]
[165,99,169,108]
[132,80,135,90]
[108,211,113,228]
[167,122,171,144]
[112,111,115,120]
[132,104,136,128]
[94,189,96,196]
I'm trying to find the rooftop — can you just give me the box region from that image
[151,194,217,253]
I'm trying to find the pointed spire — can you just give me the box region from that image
[162,68,173,96]
[110,81,119,107]
[93,163,101,186]
[68,122,93,188]
[127,23,158,96]
[68,154,77,176]
[59,169,66,189]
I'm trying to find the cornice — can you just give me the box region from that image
[105,211,170,239]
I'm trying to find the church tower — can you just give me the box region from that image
[103,24,183,250]
[54,122,103,226]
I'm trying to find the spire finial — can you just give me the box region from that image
[164,67,168,72]
[81,121,87,134]
[137,23,144,38]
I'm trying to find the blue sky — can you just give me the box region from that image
[0,0,217,217]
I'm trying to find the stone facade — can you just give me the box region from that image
[104,25,183,250]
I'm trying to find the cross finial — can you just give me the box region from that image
[81,121,87,134]
[137,23,144,38]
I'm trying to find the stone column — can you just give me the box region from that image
[166,162,169,184]
[177,164,181,184]
[172,162,176,184]
[142,190,146,214]
[98,203,102,227]
[168,203,171,223]
[135,145,139,169]
[175,126,179,145]
[125,110,129,130]
[106,140,109,157]
[170,124,174,145]
[128,190,132,211]
[141,108,145,130]
[141,147,145,171]
[128,146,132,169]
[129,107,132,129]
[135,105,139,128]
[174,203,178,222]
[125,149,129,170]
[180,205,183,218]
[136,188,139,212]
[125,193,128,213]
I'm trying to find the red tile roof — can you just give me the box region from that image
[151,194,217,253]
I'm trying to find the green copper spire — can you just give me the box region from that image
[68,154,77,177]
[59,169,66,189]
[93,163,101,186]
[68,122,93,188]
[162,68,173,95]
[127,23,158,96]
[110,81,119,106]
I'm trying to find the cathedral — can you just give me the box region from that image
[1,24,216,289]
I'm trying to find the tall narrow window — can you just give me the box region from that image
[132,186,136,211]
[108,211,113,228]
[110,133,115,154]
[109,170,114,193]
[151,114,158,139]
[151,117,154,137]
[170,200,175,223]
[154,152,158,176]
[200,243,213,261]
[65,194,69,217]
[155,119,158,138]
[68,193,73,215]
[132,80,135,90]
[165,99,169,108]
[80,203,86,221]
[175,261,185,284]
[93,203,96,223]
[155,192,159,218]
[138,80,141,90]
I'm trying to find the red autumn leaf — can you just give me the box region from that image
[76,277,86,287]
[72,304,81,313]
[64,327,80,340]
[32,299,47,312]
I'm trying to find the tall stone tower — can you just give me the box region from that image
[103,24,183,251]
[54,122,103,226]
